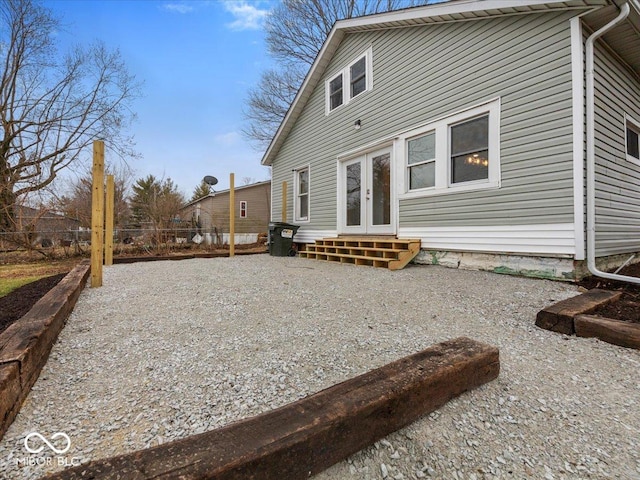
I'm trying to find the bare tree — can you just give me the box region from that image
[0,0,141,233]
[243,0,430,149]
[244,68,303,148]
[57,164,133,229]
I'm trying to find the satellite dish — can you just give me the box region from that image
[203,175,218,186]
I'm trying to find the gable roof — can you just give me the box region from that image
[260,0,633,166]
[182,180,271,209]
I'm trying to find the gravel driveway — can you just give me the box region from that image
[1,254,639,479]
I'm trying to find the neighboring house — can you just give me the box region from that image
[11,206,81,246]
[262,0,640,279]
[180,181,271,245]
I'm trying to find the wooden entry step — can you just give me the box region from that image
[299,237,421,270]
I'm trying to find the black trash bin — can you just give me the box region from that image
[268,222,300,256]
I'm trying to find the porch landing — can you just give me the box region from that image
[298,237,421,270]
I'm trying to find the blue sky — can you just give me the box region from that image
[47,0,274,196]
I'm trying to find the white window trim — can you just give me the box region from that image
[625,113,640,166]
[325,47,373,115]
[239,200,247,218]
[326,72,344,113]
[397,100,501,200]
[293,165,311,223]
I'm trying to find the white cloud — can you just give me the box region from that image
[224,1,269,31]
[162,2,194,14]
[214,131,240,145]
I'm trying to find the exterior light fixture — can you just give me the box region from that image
[354,119,362,130]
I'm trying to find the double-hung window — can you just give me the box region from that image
[329,74,343,111]
[399,100,500,198]
[294,167,309,222]
[450,115,490,184]
[326,48,372,114]
[626,116,640,163]
[350,56,367,98]
[239,201,247,218]
[407,131,436,190]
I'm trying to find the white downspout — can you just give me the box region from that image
[585,2,640,284]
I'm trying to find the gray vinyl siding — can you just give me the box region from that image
[593,41,640,257]
[271,12,578,231]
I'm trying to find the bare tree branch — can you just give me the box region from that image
[242,0,430,150]
[0,0,142,232]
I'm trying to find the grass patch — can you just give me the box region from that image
[0,258,80,298]
[0,276,45,297]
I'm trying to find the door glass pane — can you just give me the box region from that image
[371,153,390,226]
[346,162,361,226]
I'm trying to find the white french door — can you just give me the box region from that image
[339,146,394,235]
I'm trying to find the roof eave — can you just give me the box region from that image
[260,0,609,167]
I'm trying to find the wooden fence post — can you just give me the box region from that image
[282,181,287,222]
[105,175,115,266]
[229,173,235,257]
[90,141,105,288]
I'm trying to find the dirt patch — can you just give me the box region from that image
[590,293,640,324]
[578,262,640,324]
[0,273,67,335]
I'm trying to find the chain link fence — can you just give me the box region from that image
[0,225,267,257]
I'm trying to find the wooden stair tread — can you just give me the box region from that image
[299,251,394,262]
[298,237,421,271]
[305,246,406,253]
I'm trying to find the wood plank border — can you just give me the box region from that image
[44,337,499,480]
[0,260,90,440]
[535,289,622,335]
[575,315,640,349]
[112,250,266,264]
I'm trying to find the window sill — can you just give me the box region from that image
[325,88,372,116]
[398,181,500,200]
[626,155,640,167]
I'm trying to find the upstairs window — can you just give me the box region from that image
[329,74,343,111]
[626,117,640,162]
[350,56,367,98]
[325,47,372,114]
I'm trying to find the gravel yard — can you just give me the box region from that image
[1,254,639,479]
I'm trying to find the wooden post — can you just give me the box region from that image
[90,141,105,288]
[282,181,287,222]
[229,173,235,257]
[104,175,115,266]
